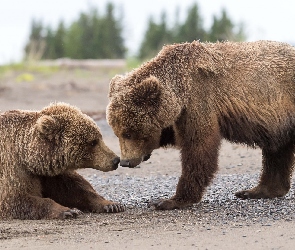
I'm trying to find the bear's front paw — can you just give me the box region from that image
[235,189,276,199]
[150,199,191,210]
[235,190,252,199]
[59,208,83,219]
[103,203,126,213]
[235,186,287,199]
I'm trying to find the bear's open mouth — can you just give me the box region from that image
[120,160,130,167]
[120,154,152,168]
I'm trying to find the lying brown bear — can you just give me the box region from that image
[0,103,125,219]
[107,40,295,210]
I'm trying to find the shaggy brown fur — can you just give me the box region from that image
[107,40,295,210]
[0,103,125,219]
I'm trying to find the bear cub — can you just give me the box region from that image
[0,102,125,219]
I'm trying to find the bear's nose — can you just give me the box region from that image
[112,157,120,166]
[120,159,130,167]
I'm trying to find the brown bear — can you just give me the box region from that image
[107,40,295,210]
[0,102,125,219]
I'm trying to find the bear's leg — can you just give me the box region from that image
[152,127,221,210]
[4,194,81,220]
[235,143,294,199]
[41,171,126,213]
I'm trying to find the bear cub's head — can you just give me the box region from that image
[28,103,119,176]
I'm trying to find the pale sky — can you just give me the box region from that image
[0,0,294,64]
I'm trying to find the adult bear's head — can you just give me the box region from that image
[107,75,181,168]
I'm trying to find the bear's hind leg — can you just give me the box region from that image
[41,171,126,213]
[235,143,294,199]
[1,194,81,220]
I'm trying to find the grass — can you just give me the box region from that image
[0,58,144,84]
[15,73,35,83]
[0,62,59,74]
[0,62,60,85]
[0,62,60,80]
[0,58,143,76]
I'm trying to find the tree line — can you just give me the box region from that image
[24,2,246,61]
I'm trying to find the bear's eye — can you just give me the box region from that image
[89,139,98,147]
[122,133,131,139]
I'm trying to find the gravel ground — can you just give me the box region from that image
[1,168,295,249]
[87,173,295,224]
[1,119,295,249]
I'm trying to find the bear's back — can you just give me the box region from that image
[206,40,295,69]
[0,110,37,164]
[0,110,37,129]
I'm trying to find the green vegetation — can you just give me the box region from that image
[0,63,59,80]
[126,57,142,71]
[139,4,246,60]
[15,73,35,83]
[25,2,125,61]
[24,2,246,62]
[207,9,246,42]
[0,63,59,74]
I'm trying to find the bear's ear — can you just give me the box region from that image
[109,75,124,99]
[129,76,161,108]
[36,115,61,140]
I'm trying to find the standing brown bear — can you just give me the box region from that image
[0,102,125,219]
[107,40,295,210]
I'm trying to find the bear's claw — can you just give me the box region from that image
[150,198,194,210]
[150,199,175,210]
[59,208,83,219]
[150,199,184,210]
[103,203,126,213]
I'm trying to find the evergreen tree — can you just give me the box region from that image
[42,26,56,59]
[25,3,126,60]
[63,4,125,59]
[24,19,46,60]
[138,11,171,60]
[137,4,246,60]
[64,20,83,59]
[43,21,66,59]
[171,6,181,42]
[99,3,126,58]
[65,12,94,59]
[175,3,205,43]
[23,3,246,61]
[138,3,206,59]
[90,8,104,58]
[207,9,246,42]
[54,21,66,58]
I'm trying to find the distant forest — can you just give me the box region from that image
[24,2,246,61]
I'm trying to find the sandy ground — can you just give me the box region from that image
[0,67,295,249]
